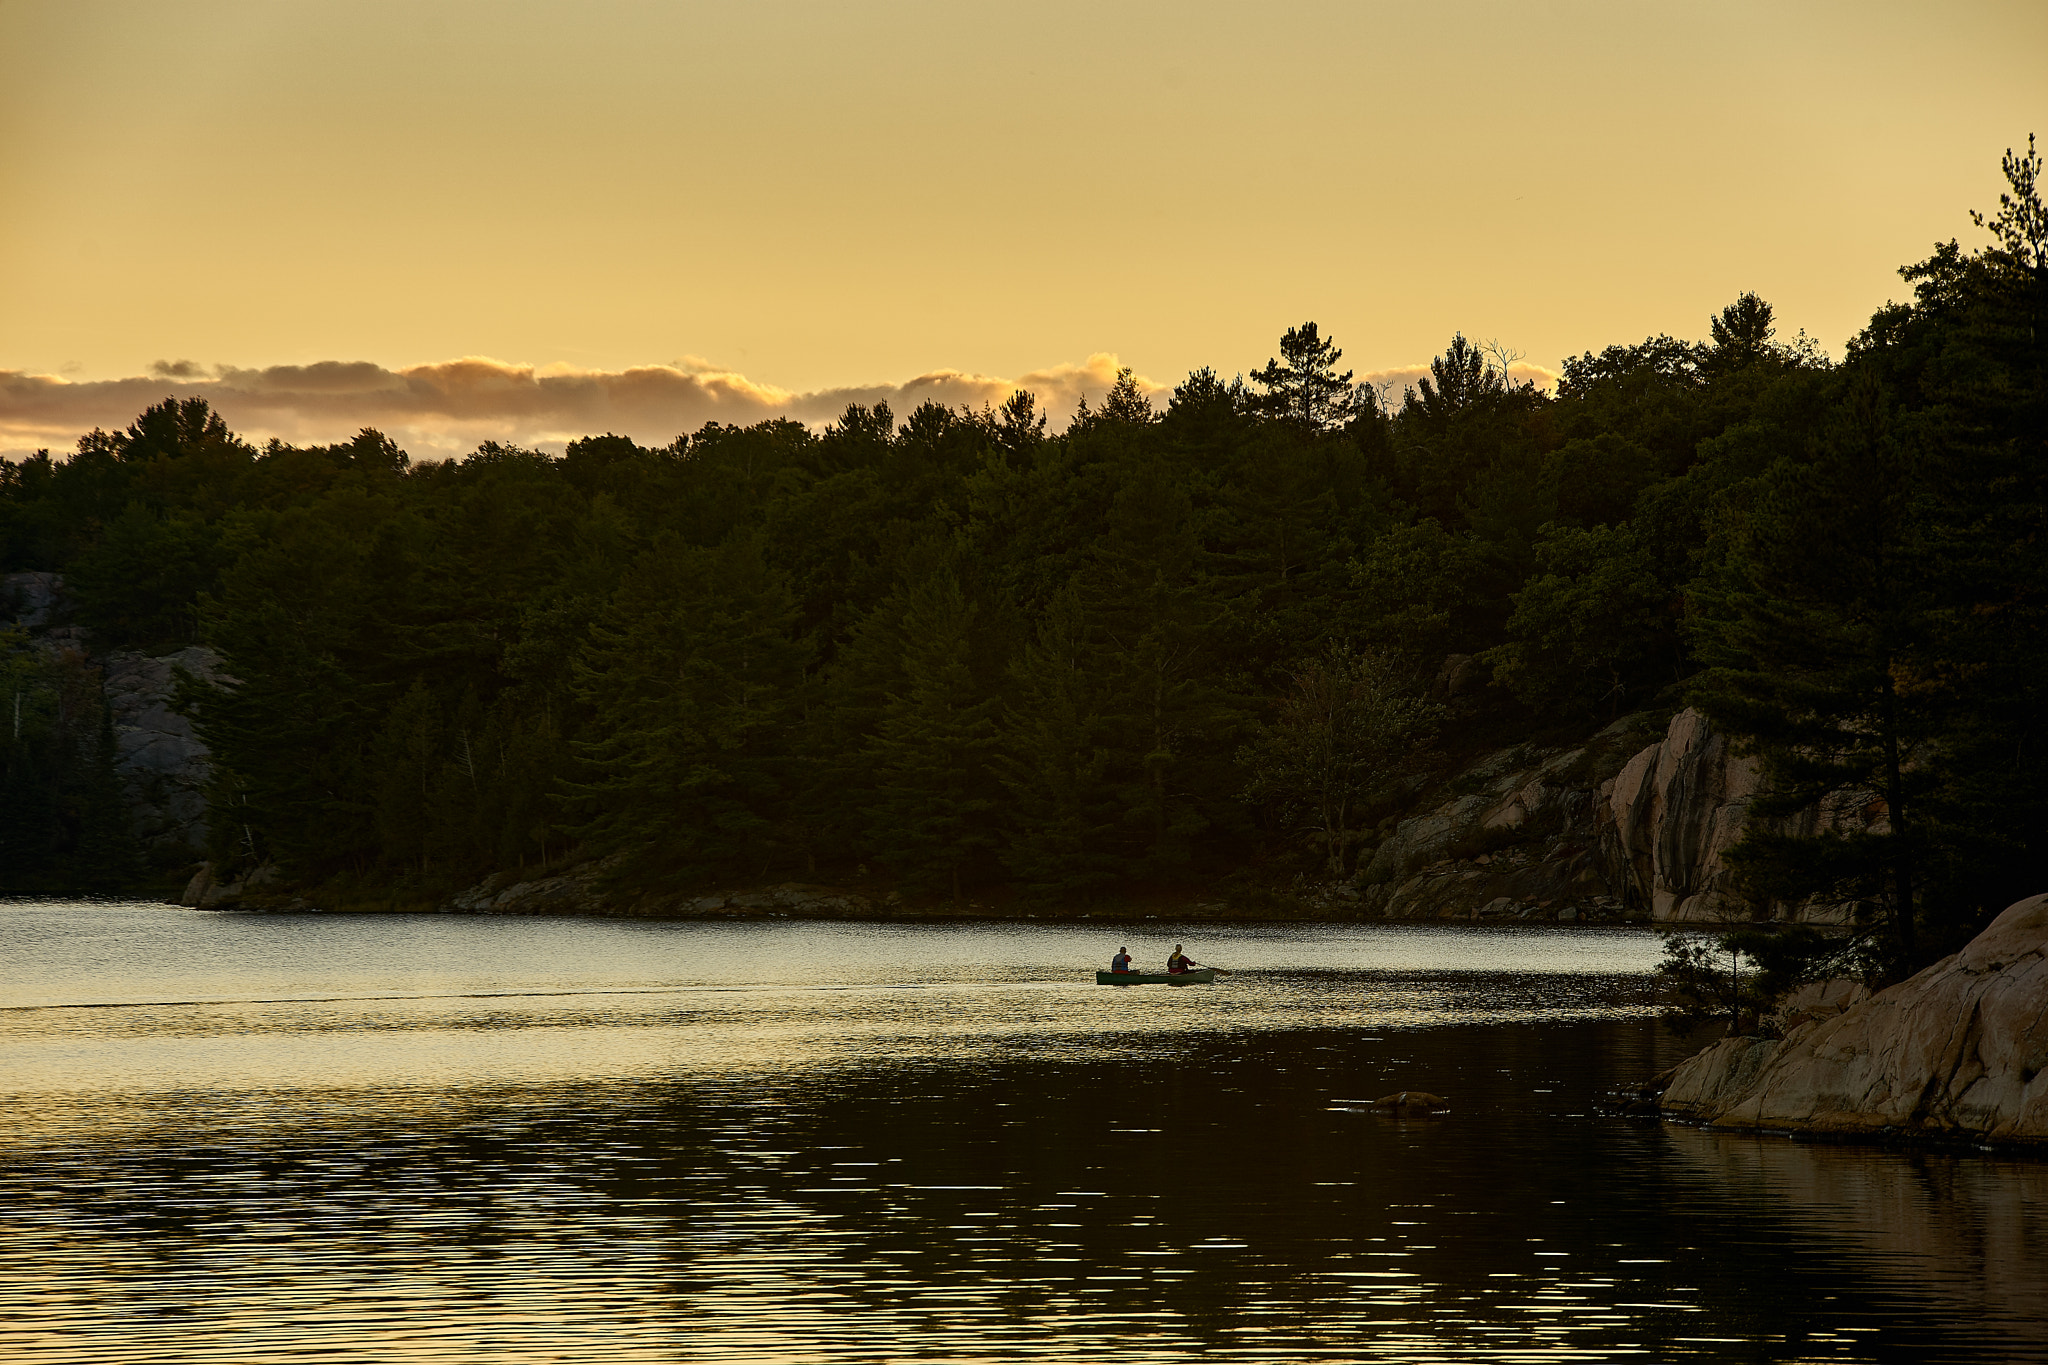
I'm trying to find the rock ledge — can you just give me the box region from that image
[1661,893,2048,1146]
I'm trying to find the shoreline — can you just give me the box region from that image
[1648,1111,2048,1160]
[176,858,1661,927]
[1653,893,2048,1154]
[183,895,1661,928]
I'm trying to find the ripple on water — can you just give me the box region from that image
[1,905,2043,1363]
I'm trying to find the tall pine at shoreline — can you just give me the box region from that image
[1690,139,2048,968]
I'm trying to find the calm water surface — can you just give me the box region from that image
[2,902,2043,1363]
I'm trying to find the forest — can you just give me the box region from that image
[2,142,2042,982]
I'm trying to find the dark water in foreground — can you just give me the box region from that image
[2,904,2043,1362]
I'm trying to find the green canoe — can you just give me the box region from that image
[1096,968,1219,985]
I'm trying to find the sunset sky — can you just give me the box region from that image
[3,0,2042,459]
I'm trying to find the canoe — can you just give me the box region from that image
[1096,968,1218,986]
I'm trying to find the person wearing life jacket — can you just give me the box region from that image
[1166,944,1193,974]
[1110,947,1133,974]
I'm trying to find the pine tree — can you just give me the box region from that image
[1690,369,1938,968]
[1083,460,1241,879]
[1904,135,2048,940]
[573,533,812,882]
[996,582,1122,903]
[368,678,442,878]
[1239,645,1441,875]
[0,633,62,887]
[69,685,143,891]
[861,568,1001,906]
[1693,140,2048,971]
[1250,323,1359,432]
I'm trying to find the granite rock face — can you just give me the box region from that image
[2,571,66,629]
[103,646,227,862]
[1661,893,2048,1144]
[1347,707,1893,925]
[1597,709,1758,921]
[6,572,227,866]
[445,865,614,916]
[1768,978,1871,1032]
[1349,713,1659,922]
[181,860,279,908]
[1597,708,1883,923]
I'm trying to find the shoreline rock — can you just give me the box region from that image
[1596,708,1881,923]
[1350,712,1659,924]
[104,645,227,863]
[1350,706,1887,925]
[1660,892,2048,1147]
[7,572,226,867]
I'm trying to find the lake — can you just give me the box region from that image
[2,901,2043,1362]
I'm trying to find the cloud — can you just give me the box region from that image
[0,353,1172,463]
[0,352,1561,463]
[149,359,212,380]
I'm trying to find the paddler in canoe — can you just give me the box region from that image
[1094,946,1221,985]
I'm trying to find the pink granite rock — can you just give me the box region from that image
[1663,893,2048,1143]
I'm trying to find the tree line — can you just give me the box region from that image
[2,141,2040,980]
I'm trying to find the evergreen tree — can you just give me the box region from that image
[181,493,401,877]
[996,582,1122,903]
[861,568,1001,905]
[1691,139,2048,972]
[1249,322,1358,432]
[1410,333,1502,421]
[1903,135,2048,940]
[0,631,63,887]
[573,533,812,882]
[1240,645,1441,875]
[368,678,442,878]
[1701,292,1784,378]
[69,685,143,891]
[1084,459,1241,879]
[1690,369,1938,968]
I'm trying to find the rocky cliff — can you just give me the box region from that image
[1661,892,2048,1145]
[3,570,65,629]
[104,645,228,862]
[5,571,224,866]
[1598,708,1880,923]
[1347,706,1880,924]
[1348,712,1660,922]
[1599,708,1755,922]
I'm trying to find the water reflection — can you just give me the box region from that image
[1,904,2042,1362]
[1662,1125,2048,1354]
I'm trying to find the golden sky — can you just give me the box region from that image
[2,0,2043,457]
